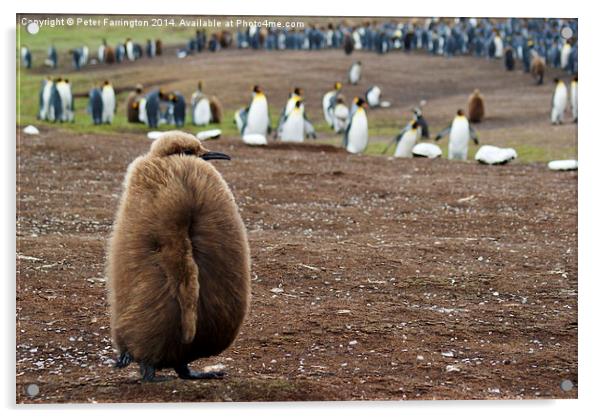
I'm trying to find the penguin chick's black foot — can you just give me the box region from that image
[115,351,133,368]
[174,364,225,380]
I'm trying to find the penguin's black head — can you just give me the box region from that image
[357,60,362,65]
[253,85,262,93]
[64,79,69,84]
[356,98,366,107]
[457,109,464,116]
[150,131,231,161]
[553,78,560,83]
[411,121,420,130]
[198,80,203,90]
[103,80,110,86]
[293,87,303,96]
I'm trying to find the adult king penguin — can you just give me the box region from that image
[323,82,342,129]
[102,81,116,124]
[191,81,223,126]
[275,88,316,140]
[392,121,420,158]
[343,98,369,154]
[348,61,362,85]
[56,78,74,122]
[89,87,104,125]
[21,46,32,69]
[435,109,479,161]
[278,100,306,142]
[570,76,577,123]
[551,78,568,125]
[168,92,187,128]
[241,85,270,137]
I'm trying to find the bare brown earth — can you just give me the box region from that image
[17,48,577,403]
[16,128,577,403]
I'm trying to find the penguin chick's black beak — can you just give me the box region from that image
[201,151,231,161]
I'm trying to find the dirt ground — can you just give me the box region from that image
[16,49,577,403]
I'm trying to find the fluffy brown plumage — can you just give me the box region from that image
[467,89,485,123]
[209,96,223,124]
[531,55,545,85]
[107,131,250,381]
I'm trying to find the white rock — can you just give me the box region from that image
[475,145,517,165]
[380,101,392,108]
[548,159,578,171]
[445,365,461,372]
[270,287,284,294]
[203,363,226,373]
[23,125,40,135]
[412,143,442,159]
[441,351,455,357]
[242,134,267,146]
[196,129,222,141]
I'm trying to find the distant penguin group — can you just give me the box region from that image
[38,77,74,123]
[107,131,250,382]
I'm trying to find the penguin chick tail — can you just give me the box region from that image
[161,234,200,344]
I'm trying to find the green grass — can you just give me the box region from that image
[17,16,194,54]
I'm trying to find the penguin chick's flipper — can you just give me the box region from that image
[174,364,225,380]
[115,351,133,368]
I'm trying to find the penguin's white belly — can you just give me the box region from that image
[98,45,105,62]
[366,88,381,107]
[552,86,568,122]
[41,85,52,120]
[102,90,115,123]
[280,113,305,142]
[394,132,417,158]
[333,104,349,134]
[138,98,147,124]
[448,120,470,160]
[349,66,361,84]
[193,98,211,125]
[244,99,269,136]
[412,142,442,158]
[561,46,571,69]
[475,145,517,165]
[494,38,503,57]
[56,85,72,122]
[322,92,335,126]
[346,112,368,154]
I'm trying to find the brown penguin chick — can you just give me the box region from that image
[467,89,485,123]
[209,96,223,123]
[155,39,162,56]
[530,55,545,85]
[126,84,143,123]
[107,131,251,381]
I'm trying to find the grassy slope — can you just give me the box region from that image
[16,20,576,162]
